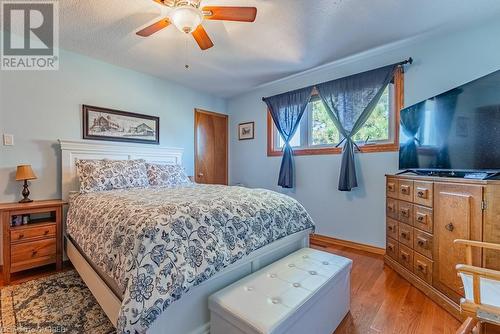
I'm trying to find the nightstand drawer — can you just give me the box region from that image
[11,238,56,268]
[11,224,56,243]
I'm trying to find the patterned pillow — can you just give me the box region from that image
[75,159,149,193]
[146,163,192,187]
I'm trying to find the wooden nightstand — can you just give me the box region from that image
[0,200,65,283]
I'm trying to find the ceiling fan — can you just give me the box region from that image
[136,0,257,50]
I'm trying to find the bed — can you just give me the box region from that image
[60,140,314,334]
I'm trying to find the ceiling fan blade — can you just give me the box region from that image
[202,6,257,22]
[192,25,214,50]
[136,18,170,37]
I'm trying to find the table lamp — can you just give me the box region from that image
[15,165,37,203]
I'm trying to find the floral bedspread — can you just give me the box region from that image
[66,184,314,333]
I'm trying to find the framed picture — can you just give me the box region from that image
[82,105,159,144]
[238,122,254,140]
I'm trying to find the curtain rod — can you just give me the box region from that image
[262,57,413,101]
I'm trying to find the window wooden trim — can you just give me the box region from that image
[267,67,404,157]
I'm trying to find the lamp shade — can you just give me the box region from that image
[15,165,37,181]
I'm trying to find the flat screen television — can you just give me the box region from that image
[399,69,500,177]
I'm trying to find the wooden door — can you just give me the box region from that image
[194,109,228,185]
[433,182,483,303]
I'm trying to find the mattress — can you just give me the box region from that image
[66,184,315,334]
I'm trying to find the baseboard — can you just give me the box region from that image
[310,234,386,255]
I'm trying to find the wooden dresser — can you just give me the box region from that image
[384,174,500,320]
[0,200,65,283]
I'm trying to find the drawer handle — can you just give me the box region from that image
[388,183,395,191]
[401,231,409,240]
[18,234,24,239]
[44,230,49,235]
[417,190,426,198]
[401,253,408,261]
[417,263,427,273]
[417,215,425,222]
[417,238,428,248]
[401,186,409,194]
[445,223,454,232]
[400,209,409,217]
[32,250,38,257]
[388,245,394,251]
[388,225,393,231]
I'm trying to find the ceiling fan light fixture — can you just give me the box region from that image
[170,6,203,34]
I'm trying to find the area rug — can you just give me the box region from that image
[0,270,115,334]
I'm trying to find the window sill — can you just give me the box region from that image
[267,143,399,156]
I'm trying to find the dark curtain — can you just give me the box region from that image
[399,102,425,169]
[316,64,398,191]
[263,86,313,188]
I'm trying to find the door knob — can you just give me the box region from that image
[445,223,454,232]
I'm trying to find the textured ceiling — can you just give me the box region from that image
[59,0,500,98]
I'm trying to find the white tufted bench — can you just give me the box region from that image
[209,248,352,334]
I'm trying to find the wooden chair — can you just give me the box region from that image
[454,239,500,334]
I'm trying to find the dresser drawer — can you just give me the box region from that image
[398,180,414,202]
[414,205,433,233]
[11,238,56,270]
[386,198,398,219]
[398,244,413,271]
[386,178,398,199]
[386,237,398,260]
[414,181,433,207]
[398,222,413,248]
[11,224,56,243]
[386,218,399,240]
[398,201,413,225]
[414,230,433,259]
[414,252,433,284]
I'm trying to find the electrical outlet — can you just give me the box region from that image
[3,134,14,146]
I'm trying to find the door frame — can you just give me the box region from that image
[194,108,229,185]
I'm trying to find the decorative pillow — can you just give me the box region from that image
[146,163,192,187]
[75,159,149,193]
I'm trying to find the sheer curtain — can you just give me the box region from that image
[263,86,313,188]
[316,64,398,191]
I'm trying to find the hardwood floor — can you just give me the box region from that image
[311,243,461,334]
[0,247,463,333]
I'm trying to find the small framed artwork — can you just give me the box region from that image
[82,105,159,144]
[238,122,255,140]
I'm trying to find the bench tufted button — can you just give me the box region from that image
[244,286,254,292]
[322,261,330,265]
[292,282,301,288]
[309,270,317,275]
[270,298,280,304]
[288,263,295,268]
[268,273,277,278]
[302,255,309,259]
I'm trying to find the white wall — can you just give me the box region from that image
[227,19,500,248]
[0,49,226,203]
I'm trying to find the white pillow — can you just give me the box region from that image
[75,159,149,193]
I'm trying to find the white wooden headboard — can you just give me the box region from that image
[59,140,184,201]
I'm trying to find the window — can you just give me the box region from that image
[267,68,403,156]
